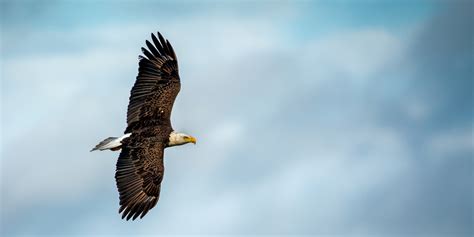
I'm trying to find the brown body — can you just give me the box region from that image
[114,32,182,220]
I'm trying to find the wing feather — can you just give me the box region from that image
[146,40,161,58]
[115,133,165,220]
[126,32,180,132]
[152,33,166,56]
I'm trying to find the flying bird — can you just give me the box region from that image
[91,32,196,220]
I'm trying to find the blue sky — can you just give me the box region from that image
[1,0,473,236]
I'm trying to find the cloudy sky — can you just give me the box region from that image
[1,0,472,236]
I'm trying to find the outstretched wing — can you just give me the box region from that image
[125,32,180,133]
[115,133,166,220]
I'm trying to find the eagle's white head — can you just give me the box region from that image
[168,131,197,147]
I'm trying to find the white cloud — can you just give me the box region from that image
[299,29,403,88]
[427,127,474,157]
[1,12,298,233]
[2,3,471,236]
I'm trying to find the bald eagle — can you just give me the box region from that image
[91,32,196,220]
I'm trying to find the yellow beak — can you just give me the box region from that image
[187,136,197,144]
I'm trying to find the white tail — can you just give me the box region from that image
[90,133,132,152]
